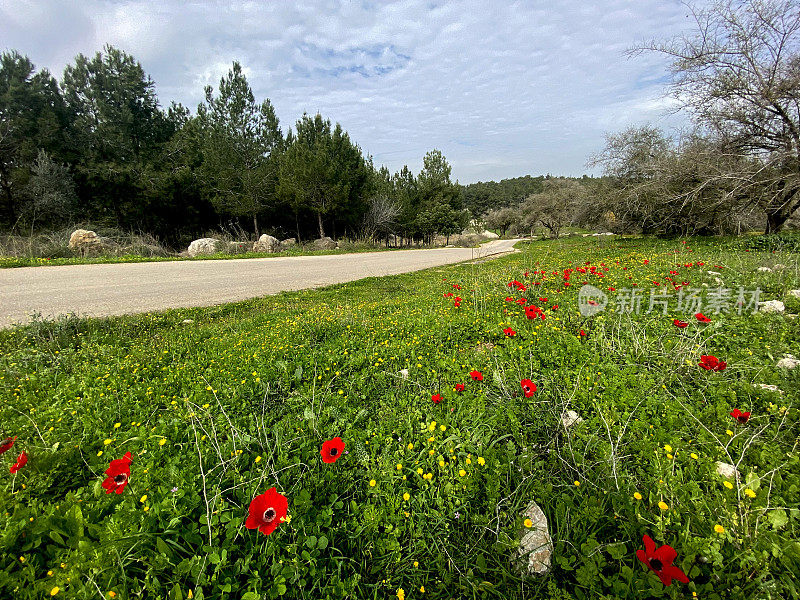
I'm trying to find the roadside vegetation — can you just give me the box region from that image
[1,235,798,599]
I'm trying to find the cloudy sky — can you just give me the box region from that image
[1,0,699,183]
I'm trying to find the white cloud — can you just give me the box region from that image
[0,0,705,181]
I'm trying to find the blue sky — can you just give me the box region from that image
[0,0,698,183]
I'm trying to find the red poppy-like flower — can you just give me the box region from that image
[695,313,711,323]
[246,487,288,536]
[101,452,133,494]
[730,409,750,424]
[636,535,690,587]
[453,297,462,307]
[503,327,516,337]
[520,379,537,398]
[579,329,586,337]
[321,437,345,464]
[9,451,27,474]
[0,436,16,455]
[454,383,465,392]
[432,393,443,404]
[525,305,545,320]
[699,355,727,371]
[470,370,483,382]
[673,319,688,328]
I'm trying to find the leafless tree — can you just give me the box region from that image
[631,0,800,232]
[591,126,763,234]
[362,196,400,243]
[521,178,586,239]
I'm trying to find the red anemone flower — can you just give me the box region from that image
[470,370,483,382]
[695,312,711,323]
[579,329,586,337]
[524,305,545,320]
[730,409,750,424]
[454,383,465,392]
[636,535,690,587]
[321,437,345,464]
[503,327,516,337]
[431,393,443,404]
[9,451,27,474]
[246,487,288,536]
[699,355,727,371]
[0,436,16,455]
[673,319,688,328]
[101,452,133,494]
[520,379,537,398]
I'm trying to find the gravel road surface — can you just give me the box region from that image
[0,239,520,328]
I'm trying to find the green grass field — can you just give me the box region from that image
[1,236,798,600]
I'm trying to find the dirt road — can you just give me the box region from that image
[0,239,520,328]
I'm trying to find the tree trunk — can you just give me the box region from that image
[253,213,260,238]
[764,185,800,234]
[317,212,325,238]
[765,210,788,234]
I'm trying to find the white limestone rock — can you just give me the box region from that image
[252,234,281,253]
[561,410,583,429]
[311,237,338,250]
[187,238,221,257]
[515,501,553,576]
[776,354,800,369]
[715,462,738,479]
[759,300,785,313]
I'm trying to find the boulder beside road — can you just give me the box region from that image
[187,238,221,257]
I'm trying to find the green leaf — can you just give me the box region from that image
[156,537,172,558]
[317,535,328,549]
[769,509,788,530]
[48,531,65,545]
[607,543,627,560]
[305,535,317,549]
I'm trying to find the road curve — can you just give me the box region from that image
[0,239,521,328]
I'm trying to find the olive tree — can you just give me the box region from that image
[633,0,800,233]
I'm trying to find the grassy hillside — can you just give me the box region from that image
[0,236,798,600]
